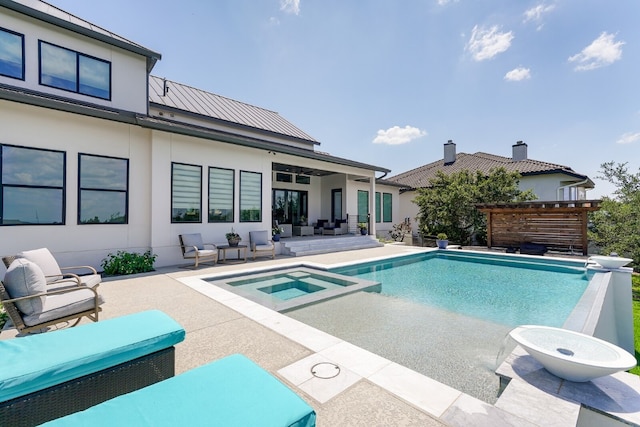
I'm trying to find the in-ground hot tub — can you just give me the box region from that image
[509,325,637,382]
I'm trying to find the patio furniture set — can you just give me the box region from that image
[0,249,316,425]
[179,230,275,268]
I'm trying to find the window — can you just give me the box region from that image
[1,144,65,225]
[78,154,128,224]
[383,193,392,222]
[240,170,261,222]
[295,174,310,185]
[273,189,308,225]
[172,163,201,223]
[276,172,292,183]
[0,28,24,80]
[39,41,111,100]
[375,192,381,223]
[208,167,234,222]
[357,190,369,224]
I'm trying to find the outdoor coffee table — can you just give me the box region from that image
[217,244,247,263]
[293,225,314,236]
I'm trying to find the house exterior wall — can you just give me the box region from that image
[519,174,585,201]
[0,101,152,268]
[1,8,149,114]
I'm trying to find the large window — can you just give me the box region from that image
[1,144,65,225]
[375,192,381,223]
[172,163,201,223]
[78,154,128,224]
[208,167,234,222]
[357,190,369,224]
[240,170,261,222]
[383,192,392,222]
[39,41,111,100]
[0,28,24,80]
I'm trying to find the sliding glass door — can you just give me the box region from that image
[273,189,308,225]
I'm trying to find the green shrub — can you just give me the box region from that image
[101,250,157,276]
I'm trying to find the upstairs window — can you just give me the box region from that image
[1,144,65,225]
[39,41,111,100]
[78,154,128,224]
[0,28,24,80]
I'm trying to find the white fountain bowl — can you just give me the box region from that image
[589,255,633,269]
[509,325,637,382]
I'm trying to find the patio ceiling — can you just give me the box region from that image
[272,162,336,177]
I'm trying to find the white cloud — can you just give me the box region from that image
[280,0,300,15]
[568,32,624,71]
[616,132,640,144]
[523,3,556,25]
[373,126,427,145]
[437,0,459,5]
[466,25,514,61]
[504,67,531,81]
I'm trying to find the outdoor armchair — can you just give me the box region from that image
[249,231,275,260]
[179,234,217,268]
[1,258,103,334]
[3,247,101,289]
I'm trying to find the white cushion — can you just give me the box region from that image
[3,259,47,315]
[183,249,216,259]
[17,248,63,283]
[22,288,103,327]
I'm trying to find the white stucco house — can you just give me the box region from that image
[0,0,401,269]
[385,140,595,234]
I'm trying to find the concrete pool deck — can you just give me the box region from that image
[2,245,639,426]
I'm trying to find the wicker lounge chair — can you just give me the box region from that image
[249,230,275,260]
[1,258,103,334]
[179,233,217,268]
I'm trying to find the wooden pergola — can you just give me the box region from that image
[476,200,601,255]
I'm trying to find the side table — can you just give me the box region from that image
[217,244,247,263]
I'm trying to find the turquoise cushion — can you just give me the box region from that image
[42,354,316,427]
[0,310,185,402]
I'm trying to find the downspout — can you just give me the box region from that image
[557,178,590,201]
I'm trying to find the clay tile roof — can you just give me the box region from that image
[384,152,592,190]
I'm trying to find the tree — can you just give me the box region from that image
[588,162,640,270]
[413,168,536,245]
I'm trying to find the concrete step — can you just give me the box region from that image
[281,235,383,257]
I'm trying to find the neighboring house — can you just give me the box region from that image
[385,140,594,234]
[0,0,399,269]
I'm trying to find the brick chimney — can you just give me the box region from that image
[512,140,527,161]
[444,140,456,164]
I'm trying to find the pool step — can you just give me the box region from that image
[281,235,383,257]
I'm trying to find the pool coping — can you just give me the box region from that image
[177,248,639,426]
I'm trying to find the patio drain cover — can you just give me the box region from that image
[311,362,340,379]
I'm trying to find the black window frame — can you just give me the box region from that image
[1,143,66,226]
[208,166,235,223]
[383,192,393,223]
[0,27,25,80]
[240,170,262,222]
[78,153,129,224]
[171,162,202,223]
[38,40,112,100]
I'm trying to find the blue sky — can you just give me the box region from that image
[49,0,638,198]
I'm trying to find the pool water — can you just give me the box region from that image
[331,251,588,327]
[286,251,591,403]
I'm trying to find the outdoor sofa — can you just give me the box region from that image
[0,310,185,426]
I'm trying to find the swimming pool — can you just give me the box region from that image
[330,251,588,327]
[286,250,590,403]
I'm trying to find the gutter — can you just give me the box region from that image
[556,177,591,201]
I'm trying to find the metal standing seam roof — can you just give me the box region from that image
[384,152,593,190]
[149,76,319,144]
[2,0,161,69]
